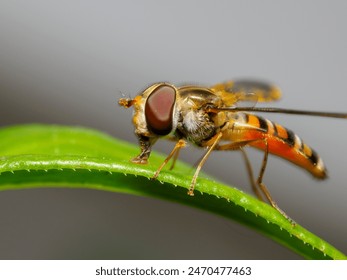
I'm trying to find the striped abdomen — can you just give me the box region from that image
[234,113,327,179]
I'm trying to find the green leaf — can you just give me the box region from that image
[0,124,345,259]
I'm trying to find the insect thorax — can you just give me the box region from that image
[175,108,216,146]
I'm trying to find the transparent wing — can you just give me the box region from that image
[207,80,347,119]
[210,79,281,104]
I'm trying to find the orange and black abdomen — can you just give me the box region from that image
[239,113,327,179]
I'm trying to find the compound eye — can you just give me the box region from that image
[145,85,176,135]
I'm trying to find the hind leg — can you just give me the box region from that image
[216,139,294,224]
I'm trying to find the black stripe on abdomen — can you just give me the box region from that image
[257,116,268,132]
[308,149,319,166]
[284,129,295,147]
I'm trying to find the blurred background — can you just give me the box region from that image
[0,0,346,259]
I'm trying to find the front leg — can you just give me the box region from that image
[132,135,157,164]
[152,139,187,179]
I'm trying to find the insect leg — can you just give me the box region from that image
[214,140,264,200]
[164,136,183,171]
[240,148,265,202]
[152,139,186,180]
[217,138,294,223]
[132,135,156,164]
[169,147,181,171]
[188,132,223,196]
[256,139,294,224]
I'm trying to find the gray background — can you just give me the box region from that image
[0,0,346,259]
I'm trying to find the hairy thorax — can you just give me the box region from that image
[176,108,216,146]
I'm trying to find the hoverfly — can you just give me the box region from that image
[119,80,347,223]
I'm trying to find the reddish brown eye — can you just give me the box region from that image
[145,85,176,135]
